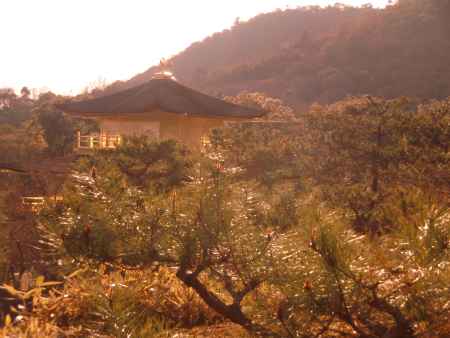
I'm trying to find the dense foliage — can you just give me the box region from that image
[1,94,448,337]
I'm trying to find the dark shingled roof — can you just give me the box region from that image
[59,78,266,118]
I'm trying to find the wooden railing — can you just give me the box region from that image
[22,197,45,212]
[76,132,122,150]
[22,196,63,213]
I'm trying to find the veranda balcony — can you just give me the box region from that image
[76,131,122,150]
[22,195,63,213]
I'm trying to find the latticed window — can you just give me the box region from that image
[200,135,211,150]
[200,136,211,151]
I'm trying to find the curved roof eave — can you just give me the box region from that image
[58,79,267,119]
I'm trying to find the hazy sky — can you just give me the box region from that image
[1,0,390,94]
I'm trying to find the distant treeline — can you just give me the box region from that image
[106,0,450,109]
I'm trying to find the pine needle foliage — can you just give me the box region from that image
[2,96,449,337]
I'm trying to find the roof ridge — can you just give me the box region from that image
[60,78,267,118]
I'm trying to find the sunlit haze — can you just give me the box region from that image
[1,0,390,95]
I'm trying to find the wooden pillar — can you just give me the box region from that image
[101,131,106,148]
[77,130,81,148]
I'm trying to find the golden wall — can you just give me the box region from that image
[96,110,227,148]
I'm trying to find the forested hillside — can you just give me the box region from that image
[117,0,450,109]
